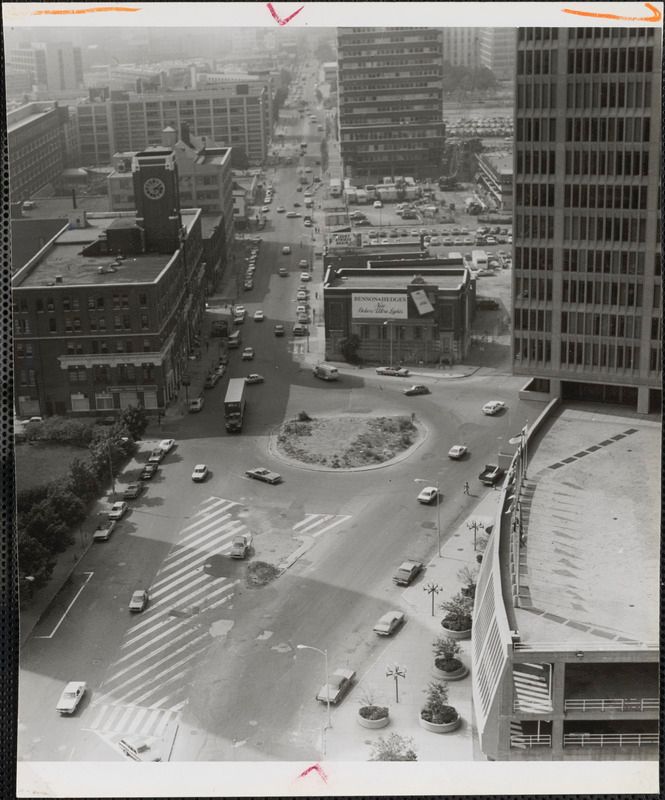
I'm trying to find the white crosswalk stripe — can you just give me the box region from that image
[84,703,178,738]
[293,513,351,539]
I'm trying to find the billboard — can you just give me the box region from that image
[352,293,407,319]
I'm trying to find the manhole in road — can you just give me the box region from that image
[421,521,436,530]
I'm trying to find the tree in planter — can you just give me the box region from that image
[457,565,478,600]
[358,687,389,722]
[420,681,458,725]
[369,733,417,762]
[433,636,463,674]
[440,592,473,632]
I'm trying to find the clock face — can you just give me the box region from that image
[143,177,166,200]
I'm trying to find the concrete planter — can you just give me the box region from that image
[357,709,390,729]
[432,661,469,682]
[419,713,462,734]
[440,621,472,640]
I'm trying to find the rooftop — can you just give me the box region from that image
[513,407,660,648]
[14,210,199,289]
[326,269,467,291]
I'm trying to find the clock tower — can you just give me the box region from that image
[132,149,182,253]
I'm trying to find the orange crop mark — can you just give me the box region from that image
[33,6,140,15]
[562,2,661,22]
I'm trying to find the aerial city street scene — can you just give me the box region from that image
[5,10,660,789]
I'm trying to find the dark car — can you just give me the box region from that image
[393,560,424,586]
[245,467,282,484]
[403,384,430,396]
[122,483,144,500]
[140,463,159,481]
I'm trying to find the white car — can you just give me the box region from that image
[56,681,86,715]
[373,200,383,208]
[245,373,264,385]
[158,439,175,453]
[276,206,286,213]
[316,668,356,705]
[448,444,468,460]
[241,347,255,360]
[108,501,128,520]
[300,272,311,282]
[417,486,439,504]
[282,246,291,255]
[373,610,406,636]
[261,206,270,213]
[253,310,265,321]
[376,366,410,377]
[482,400,506,416]
[234,305,246,316]
[192,464,208,482]
[299,259,309,268]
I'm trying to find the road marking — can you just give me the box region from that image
[113,622,195,669]
[183,499,239,530]
[34,572,94,639]
[84,704,178,737]
[128,651,208,706]
[178,513,239,545]
[205,589,236,612]
[111,633,210,690]
[149,568,212,602]
[293,514,351,539]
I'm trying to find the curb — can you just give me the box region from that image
[277,535,315,573]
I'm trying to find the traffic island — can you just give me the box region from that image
[273,412,423,470]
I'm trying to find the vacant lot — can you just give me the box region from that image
[14,442,85,492]
[276,414,417,468]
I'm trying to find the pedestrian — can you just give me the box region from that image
[463,481,470,495]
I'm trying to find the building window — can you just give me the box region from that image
[95,393,114,410]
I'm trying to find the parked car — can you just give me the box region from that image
[274,323,285,337]
[108,501,128,520]
[417,486,439,504]
[376,366,410,377]
[191,464,209,482]
[56,681,86,715]
[479,464,505,486]
[276,206,286,213]
[316,668,356,705]
[93,520,116,541]
[140,463,159,481]
[482,400,505,416]
[230,532,254,559]
[159,439,175,453]
[292,324,309,337]
[278,267,289,277]
[245,467,282,484]
[373,200,383,208]
[373,610,406,636]
[281,245,291,254]
[118,735,161,762]
[241,347,255,360]
[300,272,311,282]
[253,310,265,322]
[403,384,430,396]
[448,444,468,460]
[245,374,264,385]
[392,560,423,586]
[189,397,204,413]
[128,589,149,613]
[148,448,165,464]
[204,372,221,389]
[122,483,144,500]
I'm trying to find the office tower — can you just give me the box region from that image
[337,27,444,181]
[512,27,662,414]
[478,28,517,80]
[442,27,479,68]
[6,41,84,94]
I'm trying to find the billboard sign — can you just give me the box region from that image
[352,293,407,319]
[410,288,435,316]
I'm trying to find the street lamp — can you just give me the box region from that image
[296,644,331,729]
[467,519,485,552]
[414,478,442,557]
[383,320,393,365]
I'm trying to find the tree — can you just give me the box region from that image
[230,148,249,170]
[120,405,148,440]
[46,483,86,528]
[369,733,417,762]
[315,88,323,103]
[67,457,100,502]
[18,531,55,598]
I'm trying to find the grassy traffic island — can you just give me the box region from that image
[275,412,420,469]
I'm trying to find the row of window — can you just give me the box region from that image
[13,293,150,314]
[567,81,654,115]
[560,248,653,276]
[14,314,151,335]
[514,308,553,333]
[566,112,652,145]
[567,27,654,40]
[566,45,654,76]
[516,49,557,76]
[514,214,555,239]
[516,81,557,111]
[561,311,642,338]
[514,149,556,176]
[66,363,157,384]
[564,183,649,211]
[562,279,644,307]
[513,247,554,271]
[564,148,653,183]
[514,277,553,301]
[515,183,555,208]
[560,339,641,369]
[563,214,649,244]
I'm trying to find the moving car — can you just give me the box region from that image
[278,267,289,277]
[128,589,149,613]
[316,668,355,705]
[482,400,505,416]
[245,373,264,384]
[56,681,86,715]
[245,467,282,484]
[274,323,285,337]
[148,448,165,464]
[261,206,269,213]
[479,464,505,486]
[140,463,159,481]
[122,483,144,500]
[230,532,254,559]
[276,206,286,213]
[189,396,205,412]
[403,384,430,396]
[292,324,309,336]
[286,211,301,218]
[373,200,383,208]
[448,444,468,460]
[108,501,128,520]
[303,219,312,227]
[191,464,209,482]
[253,310,265,321]
[417,486,439,504]
[281,246,291,255]
[300,272,311,282]
[373,610,406,636]
[376,366,410,377]
[241,346,255,360]
[393,560,424,586]
[159,439,176,453]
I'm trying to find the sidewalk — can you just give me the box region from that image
[323,489,501,762]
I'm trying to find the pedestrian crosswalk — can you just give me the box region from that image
[85,497,352,739]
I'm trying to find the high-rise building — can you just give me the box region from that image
[512,27,662,414]
[336,27,444,182]
[478,28,517,80]
[6,41,84,96]
[75,81,271,167]
[442,27,479,68]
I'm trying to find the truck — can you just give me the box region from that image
[230,532,253,559]
[224,378,246,433]
[329,178,342,197]
[471,249,489,270]
[478,464,505,486]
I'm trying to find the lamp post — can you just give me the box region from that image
[423,581,441,616]
[297,644,331,729]
[415,478,441,557]
[385,664,406,703]
[467,519,485,552]
[383,320,393,365]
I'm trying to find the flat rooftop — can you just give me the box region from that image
[15,210,198,288]
[327,271,466,290]
[514,407,660,647]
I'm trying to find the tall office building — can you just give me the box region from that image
[478,28,517,80]
[6,41,84,96]
[441,27,479,68]
[336,27,444,182]
[512,27,662,414]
